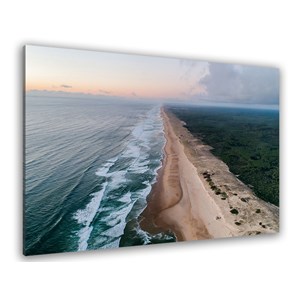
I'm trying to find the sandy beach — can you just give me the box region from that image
[140,107,279,241]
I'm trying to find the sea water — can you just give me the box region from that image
[25,96,175,255]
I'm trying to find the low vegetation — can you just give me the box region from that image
[203,171,229,199]
[170,106,279,206]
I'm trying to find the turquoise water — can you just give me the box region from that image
[25,96,174,255]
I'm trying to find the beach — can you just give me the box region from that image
[140,107,279,241]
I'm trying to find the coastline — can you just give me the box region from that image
[140,106,279,241]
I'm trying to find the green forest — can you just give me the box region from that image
[169,105,279,206]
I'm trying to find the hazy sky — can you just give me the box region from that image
[26,45,279,107]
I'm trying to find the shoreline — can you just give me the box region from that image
[140,106,279,241]
[140,107,212,240]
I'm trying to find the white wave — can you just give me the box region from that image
[117,191,133,203]
[121,143,140,159]
[95,156,118,177]
[102,238,121,249]
[132,184,152,203]
[127,184,152,219]
[127,159,150,173]
[75,105,166,250]
[107,170,127,188]
[131,124,144,139]
[90,235,121,249]
[77,225,93,251]
[73,181,108,251]
[121,107,164,176]
[135,226,152,244]
[100,192,133,238]
[85,192,134,249]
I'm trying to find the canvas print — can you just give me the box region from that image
[24,45,279,255]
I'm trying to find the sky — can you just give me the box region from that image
[26,45,279,108]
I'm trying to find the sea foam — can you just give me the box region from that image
[74,105,165,250]
[73,181,108,251]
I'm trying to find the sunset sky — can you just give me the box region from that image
[25,45,279,107]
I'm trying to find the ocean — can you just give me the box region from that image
[25,96,175,255]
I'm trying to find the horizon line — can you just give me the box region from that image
[25,89,279,110]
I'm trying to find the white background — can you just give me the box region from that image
[1,0,299,299]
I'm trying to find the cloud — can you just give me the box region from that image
[178,59,209,99]
[61,84,72,88]
[179,59,209,82]
[26,89,90,98]
[198,63,279,105]
[131,92,137,97]
[25,89,154,104]
[98,89,111,94]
